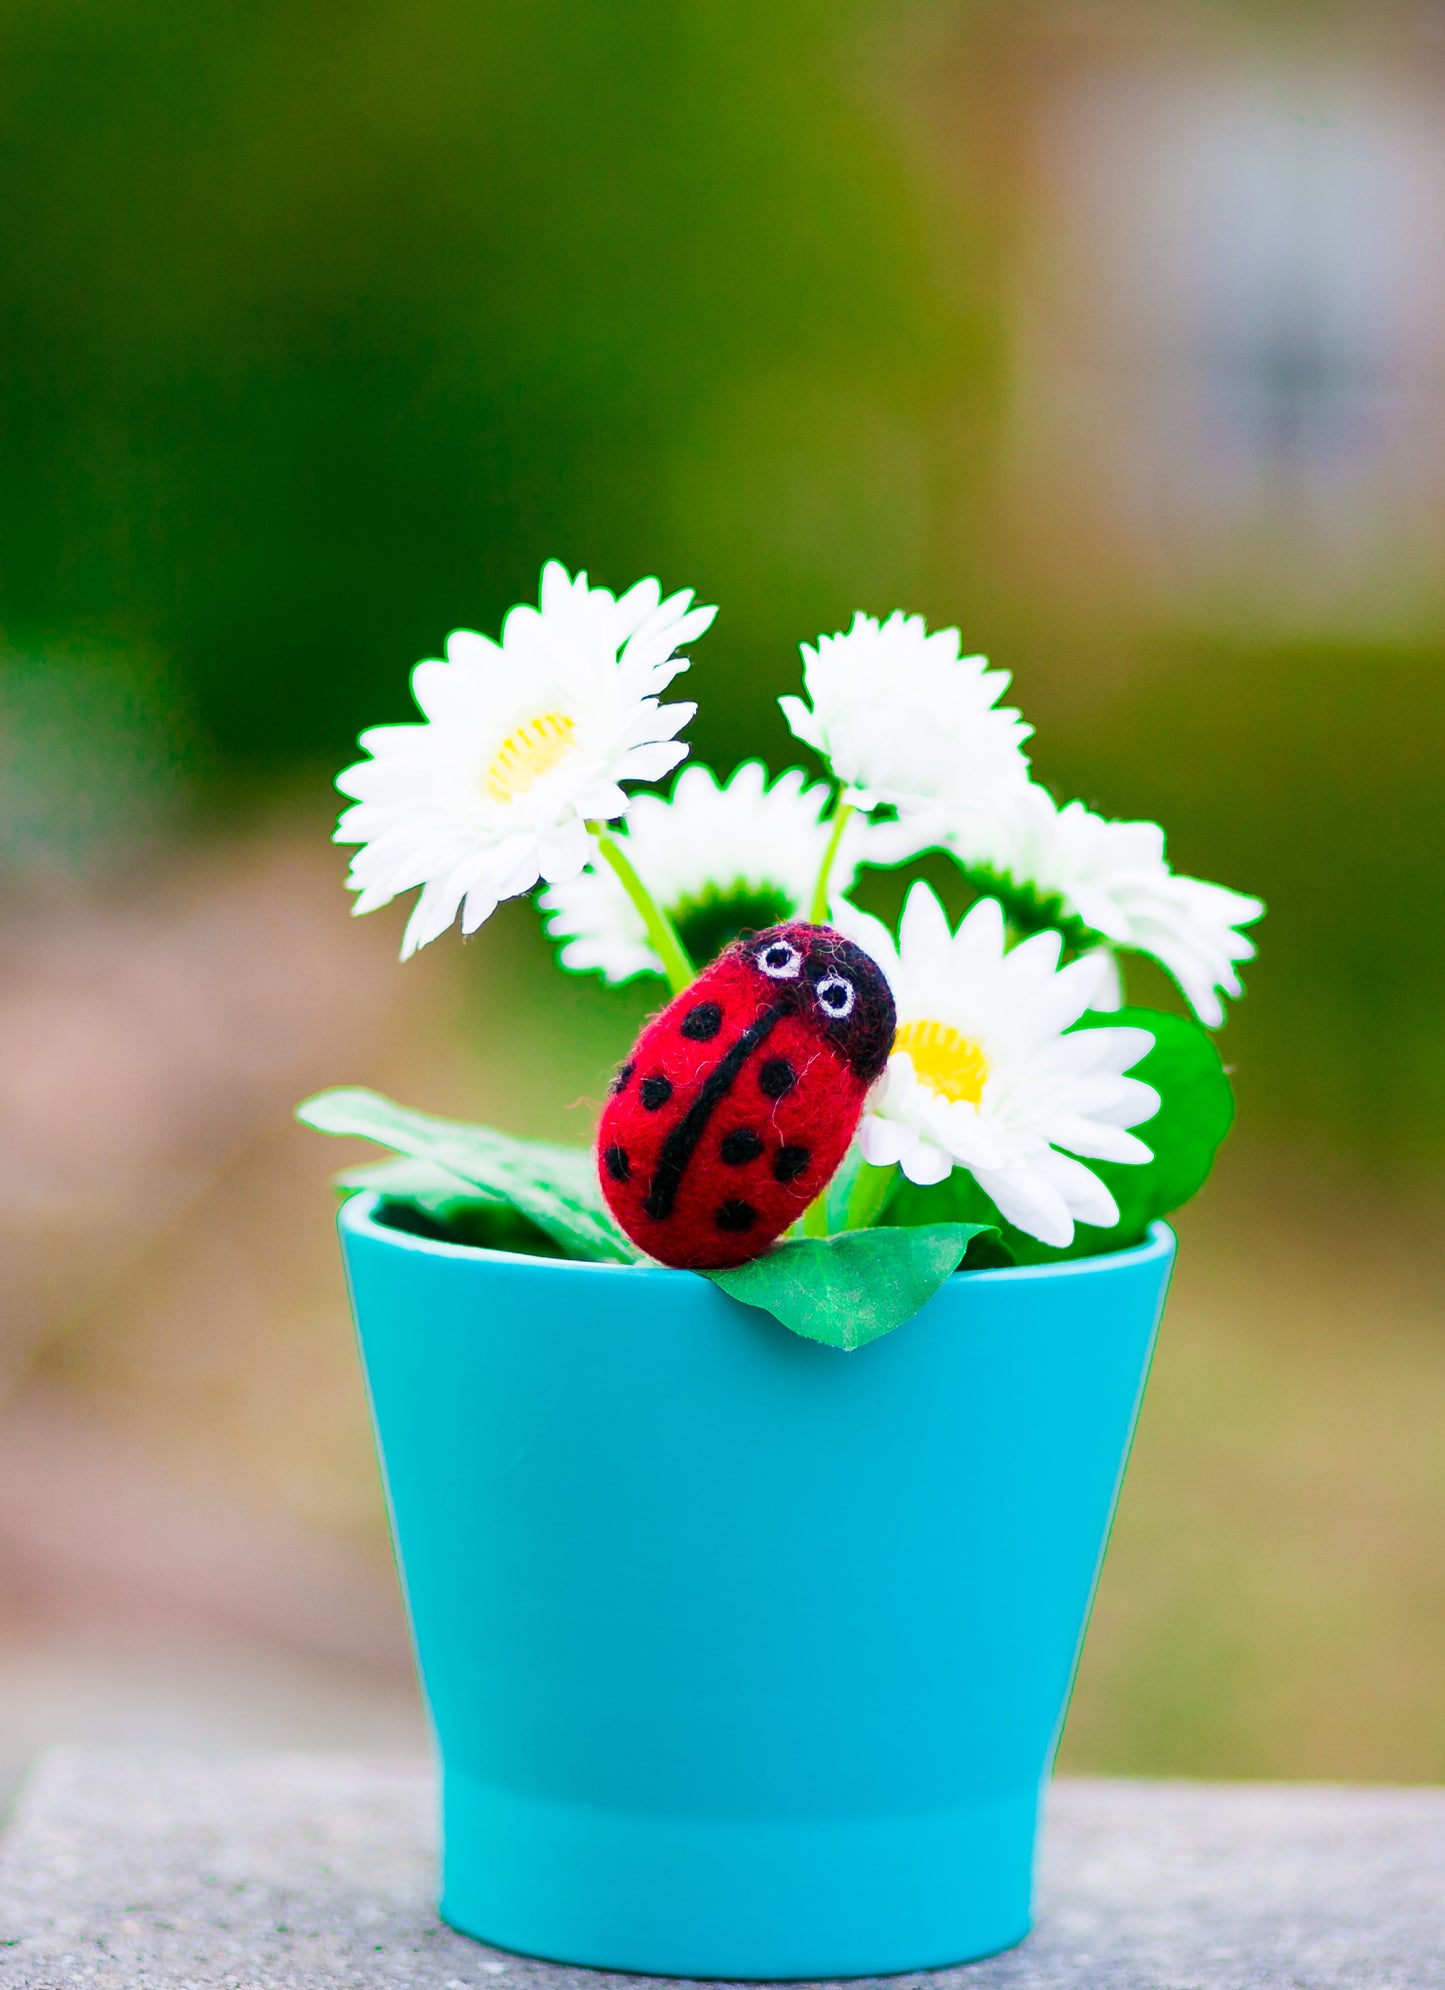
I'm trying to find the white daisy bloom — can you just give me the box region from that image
[335,561,714,958]
[873,784,1263,1028]
[539,761,877,981]
[841,883,1159,1249]
[778,610,1033,813]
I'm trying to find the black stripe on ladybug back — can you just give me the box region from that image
[642,1000,789,1223]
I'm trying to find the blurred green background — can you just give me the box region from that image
[0,0,1440,1791]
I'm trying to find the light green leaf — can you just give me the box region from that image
[337,1155,581,1259]
[334,1154,504,1218]
[704,1223,991,1350]
[296,1087,642,1263]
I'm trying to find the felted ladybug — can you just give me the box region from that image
[597,922,896,1269]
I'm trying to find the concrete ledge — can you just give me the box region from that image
[0,1749,1442,1988]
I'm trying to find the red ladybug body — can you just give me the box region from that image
[597,922,896,1269]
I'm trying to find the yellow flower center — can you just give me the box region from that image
[895,1018,990,1104]
[484,711,578,804]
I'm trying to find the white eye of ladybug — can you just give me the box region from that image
[815,974,855,1019]
[756,938,803,979]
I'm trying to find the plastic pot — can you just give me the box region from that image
[338,1193,1173,1978]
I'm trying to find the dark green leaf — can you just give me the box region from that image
[296,1088,642,1263]
[704,1223,992,1349]
[884,1005,1234,1263]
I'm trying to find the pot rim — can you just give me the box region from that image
[338,1191,1175,1290]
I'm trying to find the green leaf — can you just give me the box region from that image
[296,1087,643,1263]
[822,1141,867,1232]
[1070,1006,1235,1242]
[332,1155,574,1258]
[704,1223,992,1350]
[334,1154,505,1217]
[884,1005,1234,1264]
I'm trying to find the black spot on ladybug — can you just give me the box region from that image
[611,1061,635,1095]
[758,1056,797,1099]
[714,1199,758,1233]
[603,1144,631,1182]
[680,1001,723,1041]
[773,1144,810,1183]
[640,1074,674,1110]
[720,1128,764,1165]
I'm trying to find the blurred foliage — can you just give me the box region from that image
[0,0,974,775]
[0,644,193,870]
[1046,638,1445,1172]
[0,0,1441,1173]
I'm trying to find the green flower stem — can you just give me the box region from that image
[587,823,695,996]
[842,1158,898,1232]
[807,799,855,924]
[801,1190,831,1238]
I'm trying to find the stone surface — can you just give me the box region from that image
[0,1749,1442,1989]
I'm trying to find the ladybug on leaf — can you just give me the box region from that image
[597,922,896,1268]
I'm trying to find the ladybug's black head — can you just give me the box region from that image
[739,921,897,1083]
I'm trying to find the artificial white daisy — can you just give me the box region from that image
[841,883,1159,1248]
[871,784,1263,1028]
[335,562,714,958]
[778,610,1033,814]
[539,761,878,981]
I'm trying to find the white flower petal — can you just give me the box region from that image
[1047,1115,1155,1165]
[954,895,1007,975]
[334,560,712,955]
[777,693,823,753]
[859,809,947,868]
[614,738,692,784]
[538,558,579,616]
[974,1160,1075,1248]
[1036,1148,1120,1230]
[896,1133,954,1187]
[443,627,502,671]
[923,782,1262,1024]
[854,882,1170,1246]
[574,782,629,821]
[539,760,854,983]
[627,598,716,663]
[537,816,591,884]
[859,1114,916,1169]
[781,610,1032,811]
[1082,949,1125,1011]
[400,875,468,959]
[1057,1025,1156,1080]
[899,880,955,964]
[460,887,499,935]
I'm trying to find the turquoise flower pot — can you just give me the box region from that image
[338,1193,1174,1979]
